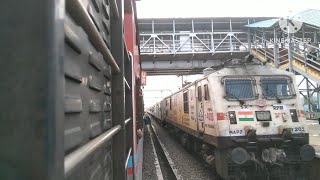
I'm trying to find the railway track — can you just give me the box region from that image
[144,118,218,180]
[151,117,320,180]
[147,124,182,180]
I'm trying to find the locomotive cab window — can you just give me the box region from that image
[204,84,209,101]
[223,78,256,101]
[183,91,189,113]
[260,77,295,99]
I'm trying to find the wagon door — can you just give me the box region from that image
[196,81,205,132]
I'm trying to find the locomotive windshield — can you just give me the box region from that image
[224,79,255,100]
[261,77,294,99]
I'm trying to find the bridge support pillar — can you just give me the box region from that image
[247,31,251,52]
[288,33,293,72]
[273,28,279,68]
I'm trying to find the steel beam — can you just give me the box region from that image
[124,50,134,173]
[247,29,251,52]
[307,79,312,112]
[141,59,223,75]
[274,28,279,68]
[263,29,267,60]
[141,32,247,36]
[229,18,233,51]
[173,19,176,52]
[288,33,293,72]
[111,0,126,179]
[317,85,320,110]
[0,1,64,179]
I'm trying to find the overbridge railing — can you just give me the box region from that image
[140,31,249,54]
[250,31,320,118]
[291,37,320,72]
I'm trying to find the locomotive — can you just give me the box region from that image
[148,58,315,180]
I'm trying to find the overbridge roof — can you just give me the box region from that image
[245,19,279,28]
[245,9,320,29]
[292,9,320,28]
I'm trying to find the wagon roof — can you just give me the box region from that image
[209,65,293,76]
[160,65,293,101]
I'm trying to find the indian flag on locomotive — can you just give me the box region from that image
[238,111,254,121]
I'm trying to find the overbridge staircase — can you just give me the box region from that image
[251,47,320,84]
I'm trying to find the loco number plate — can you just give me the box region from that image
[287,127,305,133]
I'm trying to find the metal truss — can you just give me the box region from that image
[140,32,249,54]
[139,18,253,55]
[298,77,320,119]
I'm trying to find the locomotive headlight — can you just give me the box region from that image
[231,147,249,165]
[256,111,272,121]
[228,111,237,124]
[262,148,286,163]
[290,109,299,122]
[262,148,277,163]
[300,144,315,161]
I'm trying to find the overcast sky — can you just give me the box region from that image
[143,75,203,108]
[136,0,320,108]
[136,0,320,18]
